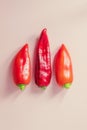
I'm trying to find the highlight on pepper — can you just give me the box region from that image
[55,44,73,88]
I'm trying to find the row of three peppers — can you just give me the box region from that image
[13,29,73,90]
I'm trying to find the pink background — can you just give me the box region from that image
[0,0,87,130]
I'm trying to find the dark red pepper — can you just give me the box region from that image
[13,44,31,90]
[55,44,73,88]
[35,28,52,89]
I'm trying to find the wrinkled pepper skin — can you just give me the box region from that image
[13,44,31,90]
[55,44,73,88]
[35,29,52,89]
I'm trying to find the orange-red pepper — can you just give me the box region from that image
[55,44,73,88]
[13,44,31,90]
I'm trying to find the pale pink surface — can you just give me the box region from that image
[0,0,87,130]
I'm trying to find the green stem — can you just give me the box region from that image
[64,83,71,89]
[18,84,26,91]
[41,86,46,90]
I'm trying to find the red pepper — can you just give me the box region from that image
[13,44,31,90]
[35,28,52,89]
[55,44,73,88]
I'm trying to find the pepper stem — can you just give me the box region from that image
[64,83,71,89]
[41,86,46,90]
[18,84,26,91]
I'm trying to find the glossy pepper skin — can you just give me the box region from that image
[55,44,73,88]
[35,28,52,89]
[13,44,31,90]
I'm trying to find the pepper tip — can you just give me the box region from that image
[42,28,47,33]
